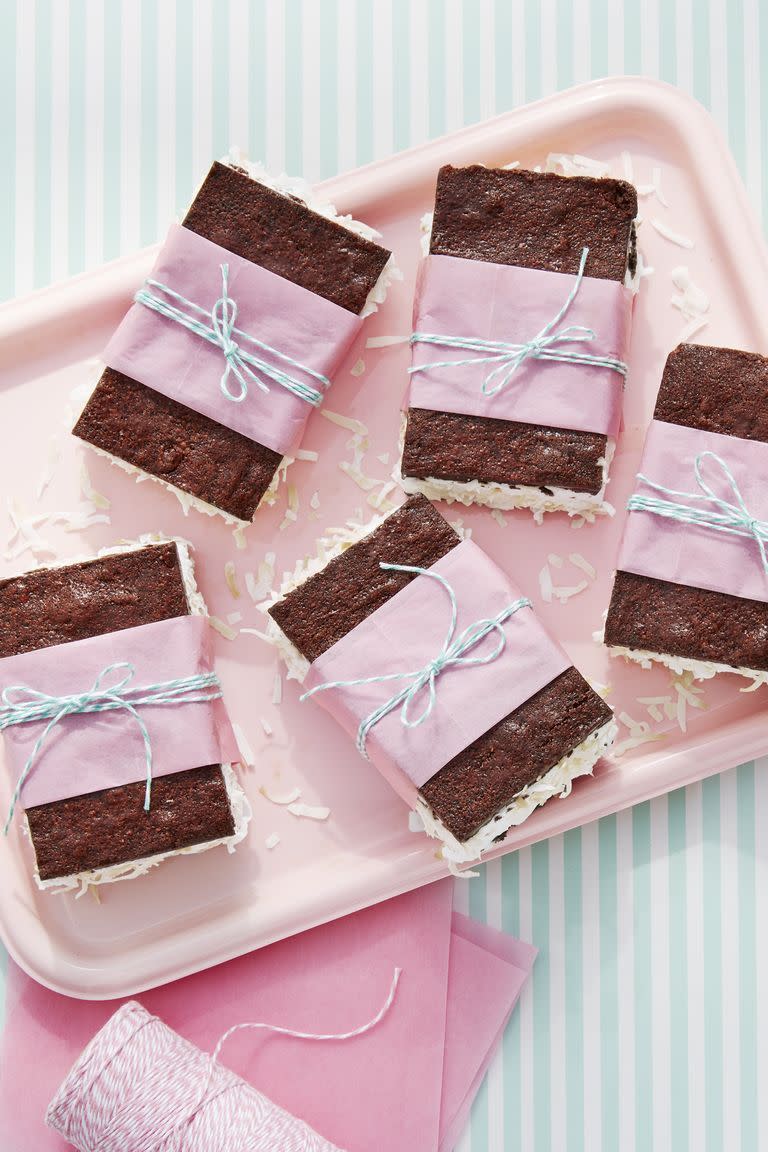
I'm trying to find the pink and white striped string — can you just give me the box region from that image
[46,969,401,1151]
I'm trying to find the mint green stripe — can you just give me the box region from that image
[524,0,541,103]
[502,851,521,1152]
[702,776,723,1152]
[34,0,53,288]
[633,802,653,1152]
[248,1,265,163]
[103,0,122,259]
[563,829,584,1152]
[174,0,194,212]
[591,0,610,79]
[659,0,677,84]
[737,763,757,1152]
[469,865,489,1150]
[531,839,551,1152]
[211,0,229,163]
[462,0,481,125]
[427,0,446,138]
[668,786,689,1152]
[139,0,158,247]
[283,0,302,174]
[355,0,374,165]
[727,0,747,180]
[692,0,711,109]
[319,0,338,177]
[392,0,410,153]
[0,0,15,298]
[556,0,574,91]
[599,815,619,1152]
[494,0,514,111]
[68,0,87,274]
[624,0,641,74]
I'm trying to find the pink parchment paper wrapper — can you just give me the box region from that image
[0,614,238,808]
[303,539,571,791]
[407,253,633,438]
[105,223,363,457]
[618,419,768,603]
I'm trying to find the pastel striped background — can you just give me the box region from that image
[0,3,765,1150]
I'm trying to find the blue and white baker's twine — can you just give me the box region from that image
[627,450,768,572]
[135,263,329,406]
[301,562,531,757]
[409,247,627,397]
[0,662,223,833]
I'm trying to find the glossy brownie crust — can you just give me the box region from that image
[75,162,391,521]
[605,343,768,668]
[402,165,637,495]
[0,543,234,880]
[270,495,612,841]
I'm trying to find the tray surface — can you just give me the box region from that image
[1,77,767,999]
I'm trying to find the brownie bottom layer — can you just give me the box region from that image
[419,666,613,845]
[74,369,281,522]
[605,571,768,674]
[26,765,237,882]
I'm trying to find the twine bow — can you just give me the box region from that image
[1,662,223,833]
[301,562,531,757]
[627,450,768,573]
[409,246,628,397]
[135,263,330,405]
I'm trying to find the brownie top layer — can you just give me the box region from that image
[268,495,460,663]
[0,542,189,658]
[653,343,768,443]
[183,161,391,315]
[429,164,637,283]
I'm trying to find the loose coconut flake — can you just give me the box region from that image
[224,560,241,599]
[233,723,256,768]
[265,833,281,850]
[287,801,331,821]
[260,784,302,806]
[650,217,694,249]
[209,616,238,641]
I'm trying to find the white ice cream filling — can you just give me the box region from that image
[606,642,768,690]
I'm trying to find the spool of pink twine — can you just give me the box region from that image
[46,970,401,1151]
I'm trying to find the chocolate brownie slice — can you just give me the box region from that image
[75,162,391,521]
[0,543,235,881]
[269,494,612,843]
[402,165,637,498]
[605,343,768,670]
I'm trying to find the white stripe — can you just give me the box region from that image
[83,0,104,270]
[409,0,429,147]
[709,0,729,136]
[572,0,592,84]
[539,0,558,99]
[192,0,213,178]
[301,0,322,181]
[336,0,357,170]
[742,0,762,214]
[452,873,471,917]
[485,859,504,1152]
[120,0,141,256]
[719,769,741,1152]
[548,833,567,1152]
[228,0,250,160]
[674,0,693,92]
[14,0,36,295]
[518,846,534,1152]
[156,0,176,227]
[607,0,624,81]
[372,0,393,159]
[478,0,495,124]
[264,0,285,171]
[511,0,525,108]
[581,820,603,1152]
[685,782,706,1152]
[616,807,636,1152]
[444,0,463,132]
[753,756,768,1149]
[49,0,69,282]
[640,0,660,77]
[650,797,671,1152]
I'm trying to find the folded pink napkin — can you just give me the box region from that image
[0,880,534,1152]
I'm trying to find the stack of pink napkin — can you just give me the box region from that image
[0,879,534,1151]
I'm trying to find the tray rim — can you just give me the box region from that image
[2,74,768,1000]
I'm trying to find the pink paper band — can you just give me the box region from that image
[0,615,238,808]
[407,254,633,438]
[618,419,768,603]
[105,223,363,457]
[303,540,571,791]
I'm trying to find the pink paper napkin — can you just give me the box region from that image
[0,880,534,1152]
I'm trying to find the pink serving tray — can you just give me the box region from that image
[1,77,767,1000]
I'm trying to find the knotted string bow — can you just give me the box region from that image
[627,450,768,573]
[135,263,330,405]
[1,662,223,833]
[409,246,628,397]
[301,562,531,757]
